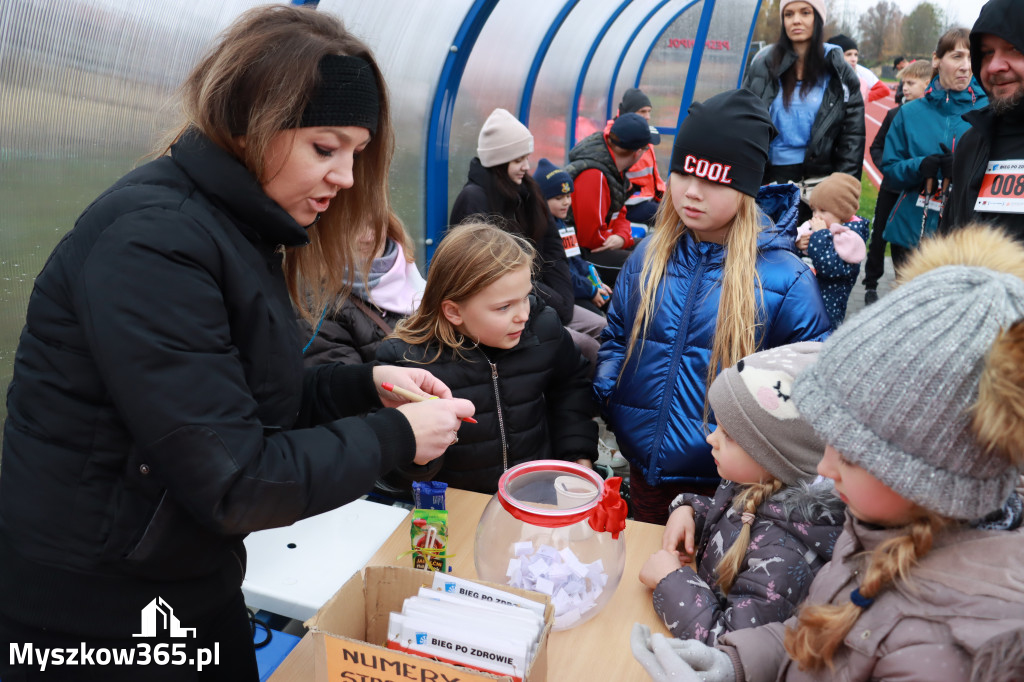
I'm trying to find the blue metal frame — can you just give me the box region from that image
[674,0,717,130]
[520,0,579,128]
[568,0,632,150]
[737,0,763,86]
[634,0,700,91]
[423,0,499,263]
[605,0,675,122]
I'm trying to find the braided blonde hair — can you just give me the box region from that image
[714,479,783,594]
[783,512,949,670]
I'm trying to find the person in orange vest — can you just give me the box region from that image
[603,88,665,227]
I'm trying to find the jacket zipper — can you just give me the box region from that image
[650,252,708,477]
[485,356,509,471]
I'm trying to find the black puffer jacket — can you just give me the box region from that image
[376,298,597,494]
[449,158,575,324]
[743,43,865,179]
[0,130,415,637]
[301,296,403,366]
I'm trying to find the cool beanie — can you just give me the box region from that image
[792,264,1024,520]
[827,34,858,53]
[708,343,826,486]
[618,88,652,115]
[970,0,1024,83]
[809,172,861,221]
[533,158,573,200]
[670,89,775,197]
[477,108,534,168]
[780,0,826,23]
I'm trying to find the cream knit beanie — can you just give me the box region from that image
[477,108,534,168]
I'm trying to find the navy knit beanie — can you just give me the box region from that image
[533,158,574,200]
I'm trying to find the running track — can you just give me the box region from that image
[863,91,898,189]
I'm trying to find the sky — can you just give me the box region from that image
[843,0,989,30]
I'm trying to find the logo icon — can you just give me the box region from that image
[415,633,428,645]
[443,582,456,593]
[133,598,196,638]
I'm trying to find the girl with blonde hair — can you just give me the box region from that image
[594,88,830,524]
[377,223,597,494]
[638,343,843,645]
[631,226,1024,682]
[0,7,472,678]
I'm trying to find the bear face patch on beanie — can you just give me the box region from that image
[808,172,861,221]
[670,89,776,198]
[533,158,573,200]
[477,108,534,169]
[708,342,826,486]
[791,231,1024,520]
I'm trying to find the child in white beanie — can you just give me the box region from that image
[638,342,843,645]
[632,225,1024,682]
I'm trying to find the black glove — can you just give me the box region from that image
[919,154,942,181]
[938,144,954,179]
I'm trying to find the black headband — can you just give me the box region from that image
[297,54,380,135]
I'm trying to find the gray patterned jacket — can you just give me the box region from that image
[652,479,844,644]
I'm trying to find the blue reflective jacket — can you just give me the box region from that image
[881,77,987,248]
[593,184,831,488]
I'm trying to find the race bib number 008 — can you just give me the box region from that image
[975,160,1024,214]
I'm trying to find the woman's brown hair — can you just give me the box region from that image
[162,5,394,321]
[390,223,536,363]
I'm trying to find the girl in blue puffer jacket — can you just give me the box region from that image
[594,89,831,524]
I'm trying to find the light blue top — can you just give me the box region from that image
[769,75,829,166]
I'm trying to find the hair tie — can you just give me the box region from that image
[740,511,756,526]
[849,588,873,608]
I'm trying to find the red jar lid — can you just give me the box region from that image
[495,460,605,528]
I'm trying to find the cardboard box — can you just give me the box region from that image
[306,566,552,682]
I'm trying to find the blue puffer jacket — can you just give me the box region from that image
[593,184,831,488]
[881,76,987,248]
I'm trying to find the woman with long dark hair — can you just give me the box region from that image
[743,0,864,189]
[450,108,605,367]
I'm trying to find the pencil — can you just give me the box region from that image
[380,382,478,424]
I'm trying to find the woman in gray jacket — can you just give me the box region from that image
[742,0,864,187]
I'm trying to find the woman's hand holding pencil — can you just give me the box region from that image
[372,366,477,465]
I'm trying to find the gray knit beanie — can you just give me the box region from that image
[708,342,826,486]
[793,264,1024,520]
[477,108,534,168]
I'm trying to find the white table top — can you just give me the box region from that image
[242,498,409,621]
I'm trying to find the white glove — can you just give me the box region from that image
[631,623,736,682]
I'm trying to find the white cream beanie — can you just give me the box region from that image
[477,108,534,168]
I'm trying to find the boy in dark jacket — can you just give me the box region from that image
[534,158,612,315]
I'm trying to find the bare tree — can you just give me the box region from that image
[752,0,782,46]
[902,2,944,59]
[824,0,858,41]
[858,1,903,64]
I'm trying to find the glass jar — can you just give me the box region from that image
[474,460,627,630]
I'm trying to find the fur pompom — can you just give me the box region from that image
[897,224,1024,286]
[972,320,1024,467]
